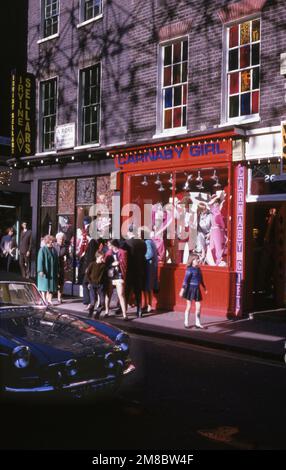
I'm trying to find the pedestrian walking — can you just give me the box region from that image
[0,227,17,272]
[19,222,32,278]
[125,226,146,318]
[179,254,207,329]
[105,239,128,320]
[86,250,107,318]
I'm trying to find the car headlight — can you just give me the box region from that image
[115,332,129,353]
[65,359,78,377]
[12,345,31,369]
[104,352,124,371]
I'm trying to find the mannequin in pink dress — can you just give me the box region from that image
[207,193,226,266]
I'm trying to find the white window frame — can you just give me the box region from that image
[40,0,60,40]
[221,14,261,126]
[39,76,58,153]
[78,63,101,146]
[77,0,103,28]
[156,36,189,137]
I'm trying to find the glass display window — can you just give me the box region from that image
[129,167,229,266]
[250,162,286,195]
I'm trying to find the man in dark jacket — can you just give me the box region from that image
[125,226,147,317]
[19,222,32,278]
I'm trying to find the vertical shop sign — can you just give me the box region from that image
[235,165,246,315]
[11,71,35,157]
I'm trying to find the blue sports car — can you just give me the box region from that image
[0,274,135,398]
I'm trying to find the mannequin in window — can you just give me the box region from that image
[176,194,198,264]
[207,192,227,266]
[196,201,212,263]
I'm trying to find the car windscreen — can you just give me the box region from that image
[0,283,44,307]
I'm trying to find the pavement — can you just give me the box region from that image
[52,298,286,364]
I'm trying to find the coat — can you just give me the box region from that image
[37,246,58,292]
[105,248,128,282]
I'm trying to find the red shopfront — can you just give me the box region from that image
[112,131,246,318]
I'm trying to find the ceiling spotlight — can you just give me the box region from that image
[141,176,148,186]
[196,171,203,182]
[211,170,217,180]
[213,177,221,188]
[155,175,161,185]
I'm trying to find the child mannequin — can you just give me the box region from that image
[179,254,207,329]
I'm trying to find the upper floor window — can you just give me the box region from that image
[80,64,101,145]
[81,0,102,22]
[42,0,59,38]
[160,39,188,132]
[40,78,57,151]
[227,18,260,121]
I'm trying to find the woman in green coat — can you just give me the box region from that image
[37,235,59,305]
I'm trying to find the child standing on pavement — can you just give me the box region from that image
[179,254,207,329]
[86,251,107,318]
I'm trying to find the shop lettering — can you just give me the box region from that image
[118,143,225,166]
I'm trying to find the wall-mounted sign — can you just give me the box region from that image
[114,140,231,170]
[55,123,75,150]
[11,71,35,157]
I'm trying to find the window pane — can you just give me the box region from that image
[182,40,188,61]
[241,93,250,115]
[164,66,172,86]
[164,109,172,129]
[229,95,239,118]
[240,45,250,68]
[229,49,238,71]
[174,107,182,127]
[253,67,260,89]
[182,106,186,126]
[182,62,188,82]
[164,45,172,66]
[182,83,187,105]
[173,64,181,84]
[252,19,260,42]
[173,42,181,63]
[240,22,250,45]
[252,43,260,65]
[252,90,259,114]
[241,70,251,92]
[230,72,239,94]
[164,88,172,108]
[229,25,238,48]
[174,86,182,106]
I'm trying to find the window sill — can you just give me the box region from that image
[152,128,188,140]
[74,143,100,150]
[37,33,59,44]
[220,115,260,127]
[35,151,57,156]
[76,14,103,29]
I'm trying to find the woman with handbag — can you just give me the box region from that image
[105,239,128,320]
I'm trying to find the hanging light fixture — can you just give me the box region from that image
[183,174,192,191]
[141,176,148,186]
[196,171,204,189]
[213,177,221,188]
[155,175,161,185]
[158,183,165,192]
[211,169,217,180]
[168,174,173,184]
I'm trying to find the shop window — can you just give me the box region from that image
[42,0,59,38]
[80,0,102,22]
[250,162,286,195]
[80,64,101,145]
[159,38,188,132]
[40,78,57,152]
[129,168,229,266]
[226,18,260,121]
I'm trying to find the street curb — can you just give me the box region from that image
[55,307,285,364]
[108,318,285,364]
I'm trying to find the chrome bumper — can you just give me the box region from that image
[5,363,135,394]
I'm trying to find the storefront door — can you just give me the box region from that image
[245,202,286,311]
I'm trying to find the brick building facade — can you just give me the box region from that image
[18,0,286,313]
